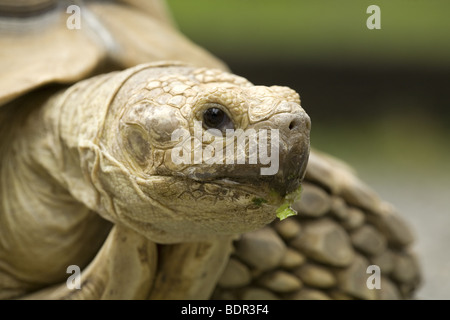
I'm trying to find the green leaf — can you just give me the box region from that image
[275,185,302,220]
[276,202,297,221]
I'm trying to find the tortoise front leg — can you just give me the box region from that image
[149,236,234,300]
[21,225,157,300]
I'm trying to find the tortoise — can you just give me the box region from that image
[0,0,421,300]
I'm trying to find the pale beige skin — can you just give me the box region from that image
[0,62,310,299]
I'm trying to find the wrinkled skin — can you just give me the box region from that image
[0,62,310,298]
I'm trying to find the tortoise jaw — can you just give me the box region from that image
[175,147,310,199]
[213,177,279,201]
[269,142,310,197]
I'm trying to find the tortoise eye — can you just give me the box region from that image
[202,105,234,131]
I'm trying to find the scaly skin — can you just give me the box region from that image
[0,62,310,299]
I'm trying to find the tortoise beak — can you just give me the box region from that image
[270,138,310,197]
[218,108,311,197]
[263,110,311,197]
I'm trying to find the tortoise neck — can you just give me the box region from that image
[35,73,116,216]
[0,88,112,296]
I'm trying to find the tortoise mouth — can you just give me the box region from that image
[135,173,286,212]
[167,134,310,198]
[177,174,282,200]
[177,163,305,198]
[212,177,281,200]
[124,174,284,243]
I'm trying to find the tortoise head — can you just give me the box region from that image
[99,63,310,243]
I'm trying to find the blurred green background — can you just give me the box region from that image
[167,0,450,299]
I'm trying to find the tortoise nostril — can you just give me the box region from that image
[289,119,299,131]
